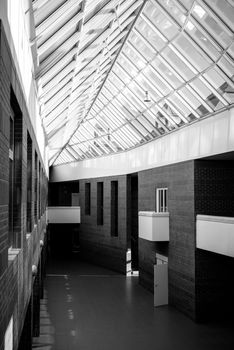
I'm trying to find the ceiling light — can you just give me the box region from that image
[144,91,151,103]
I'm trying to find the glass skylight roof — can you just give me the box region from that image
[32,0,234,166]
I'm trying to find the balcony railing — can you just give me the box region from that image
[196,215,234,257]
[48,206,81,224]
[138,211,169,241]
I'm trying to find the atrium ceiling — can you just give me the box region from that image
[32,0,234,166]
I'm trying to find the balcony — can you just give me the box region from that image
[138,211,169,241]
[48,206,81,224]
[196,215,234,257]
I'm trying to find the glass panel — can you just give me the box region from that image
[117,56,138,77]
[135,73,161,101]
[158,101,184,126]
[151,58,182,88]
[168,94,196,121]
[122,43,147,70]
[161,46,195,80]
[179,87,210,117]
[144,66,171,94]
[174,33,211,71]
[192,4,233,48]
[136,17,166,51]
[157,0,187,26]
[129,31,155,61]
[185,20,221,60]
[218,56,234,78]
[144,1,179,40]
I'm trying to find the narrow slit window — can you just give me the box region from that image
[97,182,104,225]
[27,132,32,232]
[111,181,118,237]
[156,188,168,213]
[85,183,91,215]
[8,116,14,247]
[34,152,38,223]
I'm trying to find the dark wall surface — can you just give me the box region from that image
[79,175,128,274]
[48,180,79,206]
[138,161,196,319]
[195,160,234,321]
[0,21,47,350]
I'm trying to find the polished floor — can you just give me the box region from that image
[33,256,234,350]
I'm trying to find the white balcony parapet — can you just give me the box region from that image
[139,211,169,241]
[48,206,80,224]
[196,215,234,257]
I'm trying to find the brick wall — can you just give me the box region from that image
[0,21,48,350]
[79,175,128,273]
[195,160,234,321]
[138,161,196,319]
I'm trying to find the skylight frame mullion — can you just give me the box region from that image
[39,31,82,75]
[67,145,83,160]
[36,0,83,37]
[114,128,136,148]
[116,58,185,124]
[120,124,142,145]
[37,13,83,56]
[197,0,233,35]
[38,49,76,85]
[148,0,184,30]
[42,61,75,94]
[43,84,72,114]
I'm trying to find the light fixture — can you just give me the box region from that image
[144,91,151,103]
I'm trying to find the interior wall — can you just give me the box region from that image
[195,160,234,321]
[138,160,196,319]
[78,175,128,274]
[0,21,48,350]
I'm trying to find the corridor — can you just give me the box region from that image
[32,256,234,350]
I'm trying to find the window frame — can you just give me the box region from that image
[156,187,168,213]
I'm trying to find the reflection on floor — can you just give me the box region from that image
[33,256,234,350]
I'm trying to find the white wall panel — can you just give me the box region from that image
[51,108,234,181]
[197,215,234,257]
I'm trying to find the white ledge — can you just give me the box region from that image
[196,215,234,257]
[139,211,169,217]
[197,215,234,224]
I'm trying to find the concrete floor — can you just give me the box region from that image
[33,256,234,350]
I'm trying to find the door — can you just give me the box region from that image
[154,263,168,306]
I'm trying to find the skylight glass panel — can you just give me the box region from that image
[174,33,211,72]
[168,94,197,122]
[136,17,167,51]
[151,58,182,89]
[122,43,147,70]
[117,55,138,77]
[129,31,155,61]
[185,21,221,61]
[144,1,179,40]
[156,0,187,26]
[192,4,233,49]
[179,87,209,117]
[144,66,171,95]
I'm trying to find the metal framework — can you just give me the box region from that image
[31,0,234,166]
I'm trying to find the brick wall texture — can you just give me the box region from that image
[79,175,128,274]
[0,21,48,350]
[138,161,196,319]
[194,160,234,321]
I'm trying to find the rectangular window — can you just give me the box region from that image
[27,132,32,232]
[34,152,38,223]
[8,116,14,247]
[156,188,168,213]
[111,181,118,237]
[85,183,91,215]
[39,162,41,218]
[97,182,103,225]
